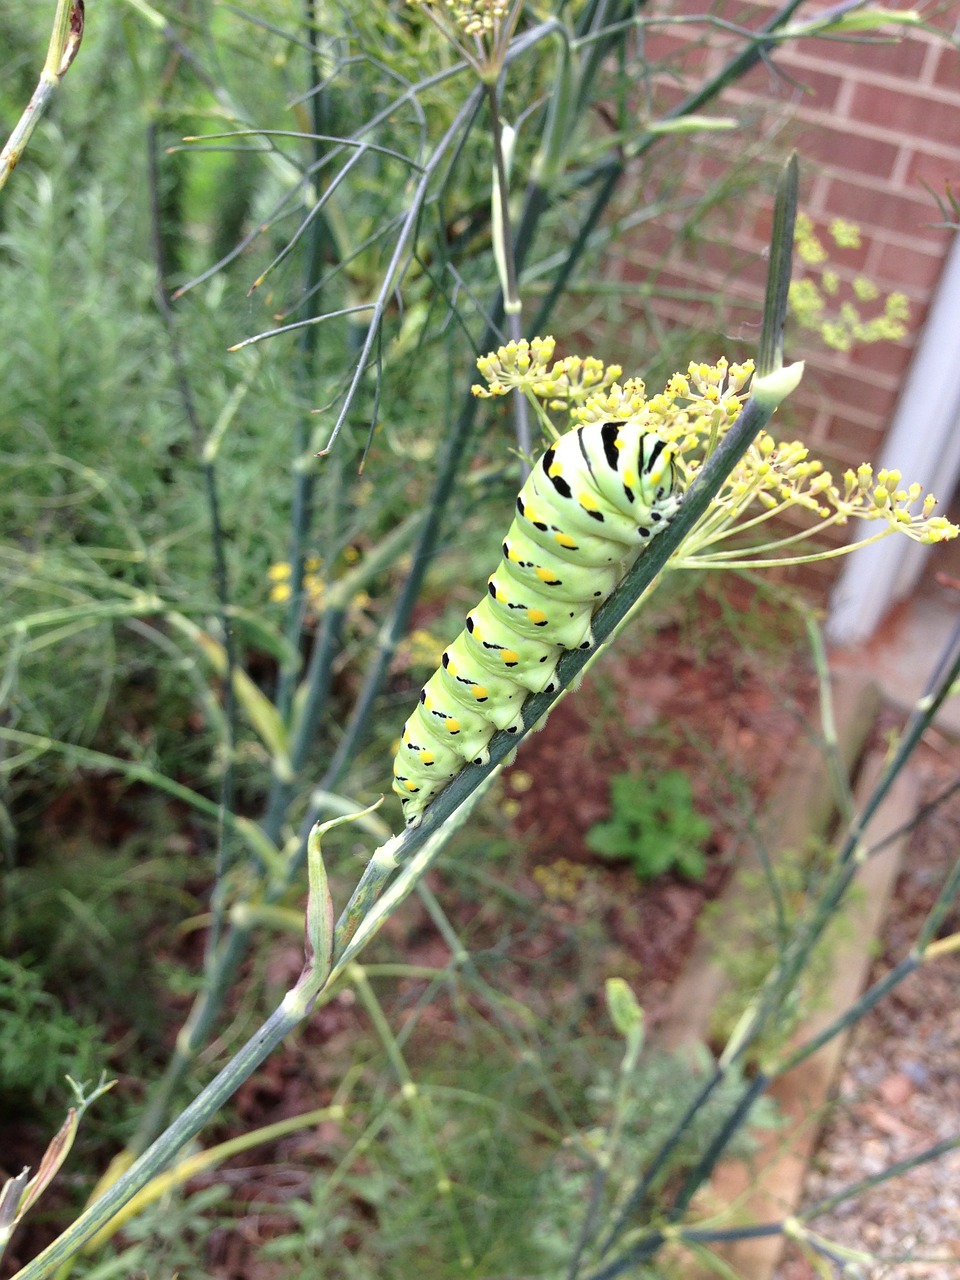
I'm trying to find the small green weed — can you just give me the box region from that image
[586,770,711,881]
[0,956,104,1120]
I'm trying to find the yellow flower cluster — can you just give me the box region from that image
[791,214,909,353]
[474,336,624,406]
[412,0,509,36]
[575,358,756,458]
[267,558,325,607]
[472,339,958,568]
[532,858,588,903]
[727,435,834,516]
[843,464,956,543]
[682,436,957,567]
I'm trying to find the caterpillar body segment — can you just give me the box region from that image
[416,674,503,765]
[500,525,623,603]
[439,634,528,730]
[485,564,595,651]
[393,423,683,825]
[464,601,560,692]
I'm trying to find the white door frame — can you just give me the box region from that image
[827,231,960,645]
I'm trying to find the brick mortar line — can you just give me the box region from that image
[786,107,960,162]
[719,85,960,156]
[624,230,946,298]
[653,40,958,103]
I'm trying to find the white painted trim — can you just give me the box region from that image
[827,231,960,646]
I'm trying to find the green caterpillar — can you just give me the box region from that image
[392,420,683,825]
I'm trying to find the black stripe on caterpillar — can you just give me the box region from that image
[392,421,683,825]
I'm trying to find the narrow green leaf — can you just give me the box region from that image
[647,115,738,134]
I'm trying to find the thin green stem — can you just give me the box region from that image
[487,85,522,316]
[668,1072,771,1221]
[806,615,855,825]
[776,846,960,1079]
[145,115,242,980]
[677,515,903,566]
[676,1223,784,1245]
[801,1134,960,1223]
[533,1,807,334]
[350,966,472,1263]
[0,0,84,193]
[273,11,333,728]
[486,80,533,471]
[318,88,485,456]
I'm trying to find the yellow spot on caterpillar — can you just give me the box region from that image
[578,491,599,511]
[403,780,418,793]
[555,532,577,549]
[496,589,508,603]
[472,686,488,700]
[446,659,459,676]
[446,719,461,734]
[624,469,637,487]
[502,649,520,664]
[508,546,522,561]
[422,695,433,711]
[421,751,435,765]
[536,567,561,583]
[527,609,548,625]
[548,461,564,477]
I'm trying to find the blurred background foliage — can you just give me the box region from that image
[0,2,897,1275]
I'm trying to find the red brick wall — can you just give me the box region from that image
[618,2,960,475]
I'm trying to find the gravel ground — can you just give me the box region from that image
[778,737,960,1279]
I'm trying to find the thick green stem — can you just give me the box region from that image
[12,997,306,1280]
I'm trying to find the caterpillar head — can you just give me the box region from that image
[637,433,682,520]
